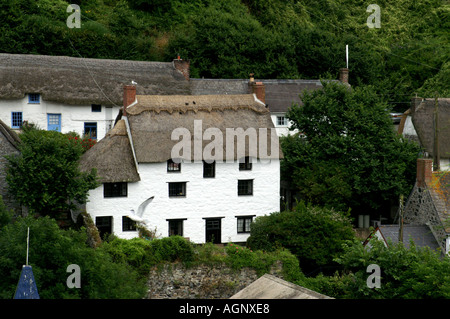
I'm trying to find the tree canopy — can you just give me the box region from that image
[5,127,98,218]
[282,81,421,216]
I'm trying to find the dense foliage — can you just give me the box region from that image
[333,239,450,298]
[246,202,356,274]
[0,214,147,298]
[0,0,447,111]
[283,81,421,216]
[5,127,98,218]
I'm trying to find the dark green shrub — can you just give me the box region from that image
[247,202,356,274]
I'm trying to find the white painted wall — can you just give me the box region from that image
[0,95,120,139]
[85,159,280,243]
[270,113,298,136]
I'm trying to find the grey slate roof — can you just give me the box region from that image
[190,78,325,113]
[375,225,441,251]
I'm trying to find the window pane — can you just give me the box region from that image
[122,216,137,231]
[169,182,186,196]
[11,112,23,128]
[238,180,253,195]
[203,161,215,178]
[104,182,127,197]
[167,159,181,172]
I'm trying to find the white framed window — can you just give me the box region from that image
[277,116,288,126]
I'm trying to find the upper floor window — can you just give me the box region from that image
[104,182,127,198]
[91,104,102,112]
[239,156,252,171]
[84,122,97,140]
[203,160,215,178]
[167,159,181,172]
[28,94,40,104]
[277,116,288,126]
[168,182,186,197]
[238,179,253,196]
[11,112,23,129]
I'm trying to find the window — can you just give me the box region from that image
[239,156,252,171]
[122,216,137,231]
[277,116,288,126]
[168,219,185,236]
[11,112,23,129]
[167,159,181,172]
[96,216,112,239]
[168,182,186,197]
[238,179,253,196]
[104,182,127,198]
[203,160,215,178]
[48,113,61,132]
[91,104,102,112]
[84,122,97,140]
[28,94,40,104]
[237,216,254,233]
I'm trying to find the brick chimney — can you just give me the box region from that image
[123,85,136,116]
[173,56,190,81]
[248,74,265,104]
[339,68,349,84]
[416,158,433,188]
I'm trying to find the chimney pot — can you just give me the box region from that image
[173,58,190,81]
[339,68,349,84]
[249,81,265,104]
[416,158,433,188]
[123,85,136,116]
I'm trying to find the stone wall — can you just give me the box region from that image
[146,262,283,299]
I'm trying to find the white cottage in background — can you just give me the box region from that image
[80,86,281,244]
[0,53,190,139]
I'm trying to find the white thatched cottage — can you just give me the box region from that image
[79,86,281,243]
[0,53,190,139]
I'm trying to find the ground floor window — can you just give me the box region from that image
[122,216,137,231]
[236,216,254,233]
[96,216,112,239]
[167,219,186,236]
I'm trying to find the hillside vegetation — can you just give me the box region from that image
[1,0,448,110]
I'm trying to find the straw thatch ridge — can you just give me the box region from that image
[127,94,282,163]
[412,98,450,158]
[0,119,21,150]
[0,53,190,106]
[79,120,140,183]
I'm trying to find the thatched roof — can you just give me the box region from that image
[0,53,190,106]
[412,98,450,158]
[127,94,282,163]
[80,94,282,183]
[79,119,140,183]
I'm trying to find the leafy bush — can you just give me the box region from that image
[334,239,450,299]
[0,215,147,299]
[247,202,356,274]
[101,235,195,275]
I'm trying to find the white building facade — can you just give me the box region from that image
[80,87,281,244]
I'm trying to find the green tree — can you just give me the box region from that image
[283,81,421,217]
[247,202,356,274]
[5,127,98,218]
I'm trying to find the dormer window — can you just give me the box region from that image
[28,93,40,104]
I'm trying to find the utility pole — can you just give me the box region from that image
[398,195,404,243]
[433,92,440,171]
